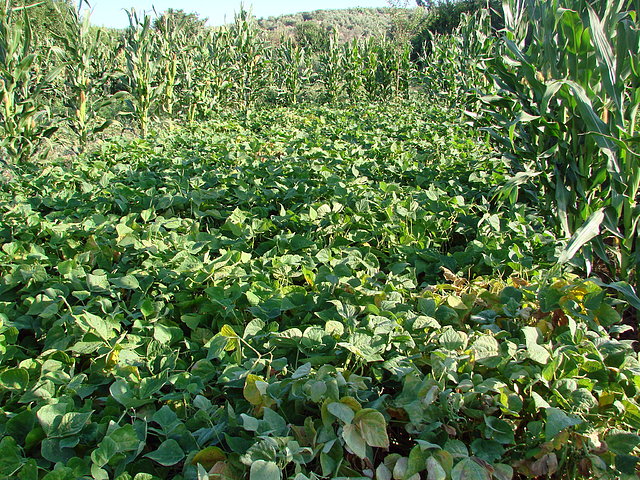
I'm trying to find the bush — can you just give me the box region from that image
[294,21,330,52]
[411,0,502,59]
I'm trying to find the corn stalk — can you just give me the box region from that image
[474,0,640,290]
[342,39,364,101]
[53,6,125,151]
[275,39,310,105]
[229,9,269,110]
[0,5,61,163]
[319,31,342,103]
[123,10,161,137]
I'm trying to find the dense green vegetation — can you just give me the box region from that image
[1,1,639,480]
[258,8,395,43]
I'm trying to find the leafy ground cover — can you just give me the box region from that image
[0,100,639,479]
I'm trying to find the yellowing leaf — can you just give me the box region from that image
[209,461,237,480]
[192,446,226,470]
[243,374,267,406]
[339,396,362,412]
[105,348,120,369]
[220,324,239,351]
[354,408,389,449]
[220,324,237,338]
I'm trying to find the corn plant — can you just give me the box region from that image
[229,8,269,109]
[396,42,412,99]
[361,39,380,100]
[53,6,125,151]
[123,9,161,137]
[181,36,209,124]
[0,4,60,162]
[203,29,234,112]
[154,11,190,117]
[88,29,126,99]
[275,39,310,105]
[456,8,495,94]
[318,31,342,103]
[474,0,640,289]
[416,32,463,103]
[342,39,364,101]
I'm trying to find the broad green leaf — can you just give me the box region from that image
[0,368,29,390]
[144,439,184,466]
[426,456,446,480]
[262,408,287,434]
[407,445,428,478]
[152,405,179,432]
[91,436,118,467]
[492,464,513,480]
[607,433,640,455]
[206,335,229,360]
[108,424,142,452]
[86,273,110,292]
[52,411,93,438]
[616,454,640,475]
[451,457,491,480]
[545,408,582,440]
[110,379,135,407]
[342,423,367,458]
[153,324,173,344]
[291,362,312,379]
[483,417,514,445]
[440,328,468,350]
[376,463,392,480]
[81,312,115,341]
[37,403,68,436]
[327,402,355,424]
[111,275,140,290]
[522,327,549,364]
[471,335,499,361]
[0,437,23,476]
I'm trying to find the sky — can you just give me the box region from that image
[85,0,391,29]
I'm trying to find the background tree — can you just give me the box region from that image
[293,21,330,52]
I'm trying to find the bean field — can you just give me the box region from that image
[1,1,640,480]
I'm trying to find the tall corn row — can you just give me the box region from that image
[362,39,380,100]
[417,33,463,103]
[0,4,60,162]
[375,41,395,99]
[204,29,234,112]
[319,32,342,103]
[88,29,125,100]
[457,8,494,94]
[181,31,211,124]
[474,0,640,288]
[123,10,161,137]
[53,6,125,151]
[275,39,310,105]
[342,39,364,101]
[229,9,269,109]
[397,43,412,99]
[155,13,189,117]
